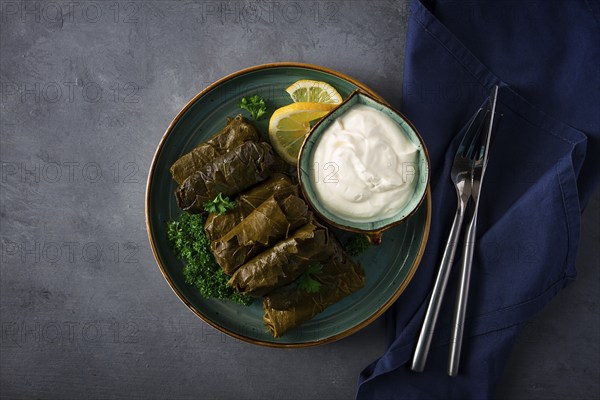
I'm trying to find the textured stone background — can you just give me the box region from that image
[0,1,598,399]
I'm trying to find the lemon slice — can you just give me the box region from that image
[285,80,343,104]
[269,102,336,164]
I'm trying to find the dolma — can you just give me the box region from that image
[204,174,297,242]
[228,220,332,297]
[170,115,259,184]
[176,141,275,213]
[262,237,365,338]
[212,194,310,275]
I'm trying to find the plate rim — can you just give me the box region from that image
[145,62,432,348]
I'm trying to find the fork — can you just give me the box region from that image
[411,106,489,373]
[448,86,498,376]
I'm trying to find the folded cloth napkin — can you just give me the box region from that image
[357,1,600,398]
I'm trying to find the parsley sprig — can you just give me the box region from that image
[297,264,323,293]
[239,95,267,120]
[344,234,371,257]
[203,193,235,215]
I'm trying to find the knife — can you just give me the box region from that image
[448,85,499,376]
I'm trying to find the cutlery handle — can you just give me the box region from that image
[448,209,478,376]
[412,202,466,372]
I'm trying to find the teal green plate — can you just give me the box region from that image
[145,63,431,347]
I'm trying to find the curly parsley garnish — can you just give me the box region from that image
[239,95,267,120]
[167,213,251,305]
[344,234,371,257]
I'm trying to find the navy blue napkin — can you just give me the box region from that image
[357,1,600,398]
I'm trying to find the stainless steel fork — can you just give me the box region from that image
[448,86,498,376]
[411,105,490,373]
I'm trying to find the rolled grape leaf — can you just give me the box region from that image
[212,193,310,275]
[228,220,332,297]
[262,236,365,338]
[170,115,259,185]
[270,151,299,177]
[175,141,275,213]
[204,173,297,242]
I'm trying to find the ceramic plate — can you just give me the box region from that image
[145,63,431,347]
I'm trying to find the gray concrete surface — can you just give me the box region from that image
[0,1,598,399]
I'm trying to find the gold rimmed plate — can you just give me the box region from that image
[145,62,431,347]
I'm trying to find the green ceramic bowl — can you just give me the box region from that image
[298,90,430,243]
[146,63,431,347]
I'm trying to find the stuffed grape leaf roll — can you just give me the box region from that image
[170,115,259,185]
[262,237,365,338]
[175,141,275,213]
[228,220,332,297]
[204,174,297,242]
[212,193,310,275]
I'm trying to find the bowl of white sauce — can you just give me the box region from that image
[298,89,430,243]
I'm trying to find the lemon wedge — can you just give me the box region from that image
[268,102,337,164]
[285,80,343,104]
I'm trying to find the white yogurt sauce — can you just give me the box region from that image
[311,104,419,222]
